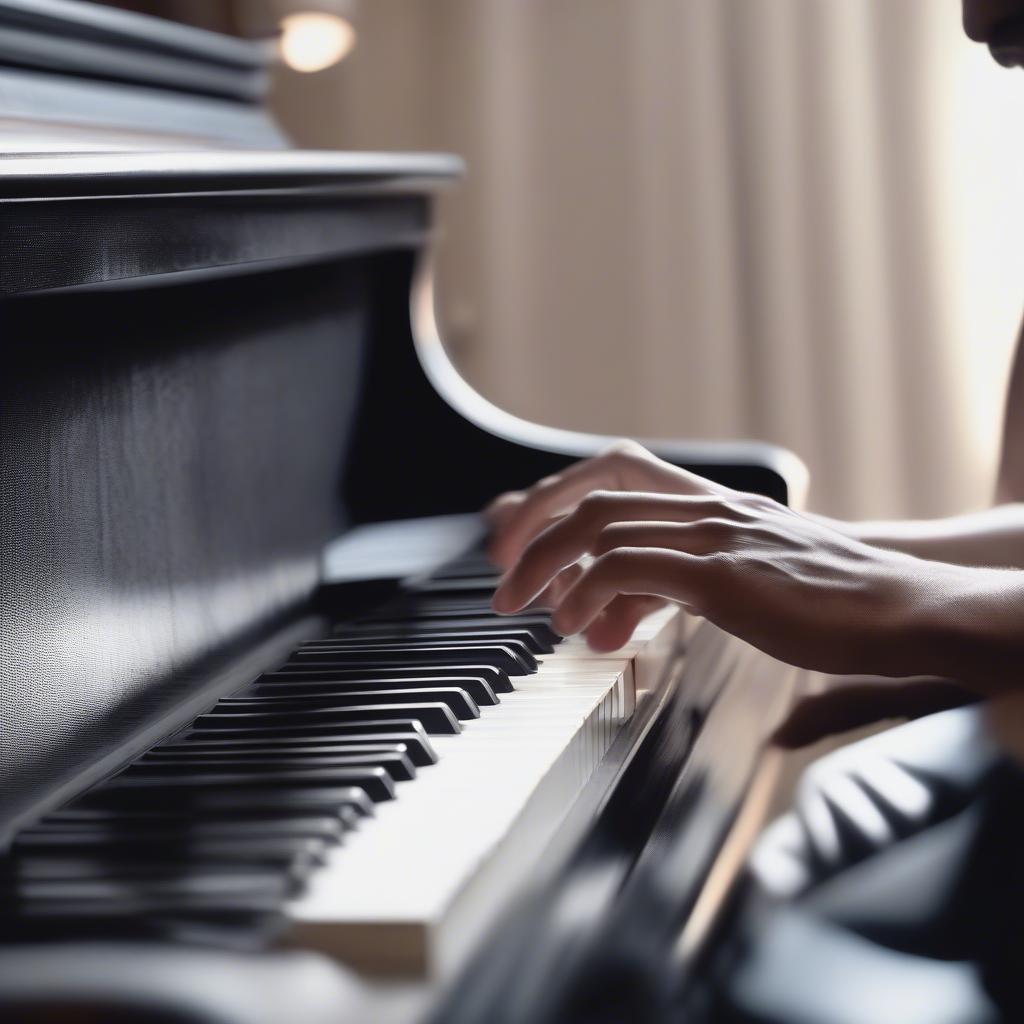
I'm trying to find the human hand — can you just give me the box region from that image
[491,487,968,678]
[771,675,974,748]
[485,442,734,644]
[486,440,733,568]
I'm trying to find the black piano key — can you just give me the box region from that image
[108,767,396,803]
[77,784,376,819]
[30,814,347,844]
[142,740,408,761]
[153,733,438,768]
[0,901,284,925]
[316,627,551,655]
[0,900,280,924]
[425,561,501,580]
[0,905,284,948]
[337,805,363,830]
[295,636,537,664]
[191,704,461,735]
[261,663,514,694]
[177,719,433,747]
[0,899,284,926]
[5,871,294,902]
[213,688,480,722]
[249,674,499,707]
[132,750,417,783]
[357,605,547,624]
[404,576,501,594]
[11,834,329,869]
[335,617,561,648]
[286,643,535,675]
[369,596,505,614]
[4,854,320,887]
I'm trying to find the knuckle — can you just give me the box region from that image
[486,490,522,515]
[594,547,633,574]
[605,439,646,466]
[604,439,641,457]
[578,489,617,516]
[524,518,569,558]
[533,474,564,496]
[593,521,631,554]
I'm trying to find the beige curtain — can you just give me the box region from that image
[271,0,1024,519]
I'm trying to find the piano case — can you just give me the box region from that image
[0,3,805,1021]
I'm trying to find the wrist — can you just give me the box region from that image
[908,566,1024,695]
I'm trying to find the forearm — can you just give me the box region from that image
[814,504,1024,568]
[909,565,1024,695]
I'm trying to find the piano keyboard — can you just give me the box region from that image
[0,546,682,977]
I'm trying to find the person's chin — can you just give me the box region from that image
[990,44,1024,67]
[989,17,1024,68]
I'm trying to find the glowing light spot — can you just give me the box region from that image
[280,12,355,73]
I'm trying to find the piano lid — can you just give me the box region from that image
[0,2,464,284]
[0,149,466,200]
[0,0,271,100]
[0,0,282,149]
[0,149,463,297]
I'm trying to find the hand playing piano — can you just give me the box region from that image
[771,675,974,747]
[488,442,1022,691]
[486,440,732,567]
[486,440,735,649]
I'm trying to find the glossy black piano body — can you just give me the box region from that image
[0,3,803,1021]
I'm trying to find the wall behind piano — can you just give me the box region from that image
[269,0,1024,521]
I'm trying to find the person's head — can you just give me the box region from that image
[963,0,1024,66]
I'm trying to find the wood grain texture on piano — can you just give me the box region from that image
[1,263,372,833]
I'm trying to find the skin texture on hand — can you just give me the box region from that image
[487,443,1024,697]
[486,440,732,567]
[486,441,731,650]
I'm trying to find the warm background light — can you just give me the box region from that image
[279,11,354,73]
[271,0,1024,522]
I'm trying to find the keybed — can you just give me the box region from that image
[0,543,679,976]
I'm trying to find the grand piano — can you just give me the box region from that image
[0,2,807,1021]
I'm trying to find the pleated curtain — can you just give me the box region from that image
[271,0,1024,519]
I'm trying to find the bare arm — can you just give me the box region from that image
[818,504,1024,567]
[487,437,1024,697]
[491,481,1024,697]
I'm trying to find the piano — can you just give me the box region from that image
[0,3,807,1021]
